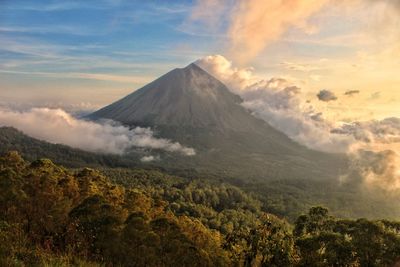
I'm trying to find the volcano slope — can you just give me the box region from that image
[89,63,347,182]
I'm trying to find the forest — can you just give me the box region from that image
[1,151,400,266]
[1,126,399,222]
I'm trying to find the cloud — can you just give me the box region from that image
[281,61,312,72]
[189,0,400,65]
[195,55,256,92]
[392,0,400,10]
[191,0,329,63]
[5,1,110,12]
[310,75,322,82]
[345,150,400,191]
[227,0,330,63]
[0,107,195,156]
[332,118,400,191]
[140,155,159,162]
[196,55,400,191]
[317,90,338,102]
[0,101,100,117]
[0,69,150,84]
[369,91,381,100]
[0,26,93,35]
[196,55,353,153]
[332,118,400,145]
[344,90,360,96]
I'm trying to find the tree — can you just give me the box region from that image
[224,214,297,267]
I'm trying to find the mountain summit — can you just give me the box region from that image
[89,63,346,180]
[91,63,251,130]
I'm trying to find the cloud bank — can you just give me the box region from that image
[332,118,400,145]
[196,55,353,153]
[333,118,400,190]
[196,55,400,190]
[345,150,400,191]
[0,107,195,156]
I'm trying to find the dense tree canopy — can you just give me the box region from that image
[1,151,399,266]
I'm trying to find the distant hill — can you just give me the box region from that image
[89,63,348,181]
[0,126,131,168]
[0,126,204,176]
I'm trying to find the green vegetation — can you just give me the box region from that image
[2,126,400,222]
[1,151,400,266]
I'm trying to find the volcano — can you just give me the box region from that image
[89,63,346,180]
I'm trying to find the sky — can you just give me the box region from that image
[0,0,399,119]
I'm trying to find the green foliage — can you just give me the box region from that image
[1,151,400,266]
[0,151,231,266]
[294,206,400,267]
[224,214,298,266]
[103,168,263,234]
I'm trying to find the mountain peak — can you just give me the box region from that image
[170,63,223,93]
[171,63,219,87]
[180,62,202,71]
[89,63,245,129]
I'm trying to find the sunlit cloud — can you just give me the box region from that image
[197,54,400,191]
[191,0,329,64]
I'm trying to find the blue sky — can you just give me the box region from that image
[0,0,207,65]
[0,0,399,119]
[0,0,219,107]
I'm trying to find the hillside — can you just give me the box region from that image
[0,126,127,168]
[1,126,399,221]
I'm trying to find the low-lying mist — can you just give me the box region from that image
[0,107,195,157]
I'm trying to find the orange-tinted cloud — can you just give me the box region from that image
[191,0,400,64]
[191,0,329,63]
[227,0,328,64]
